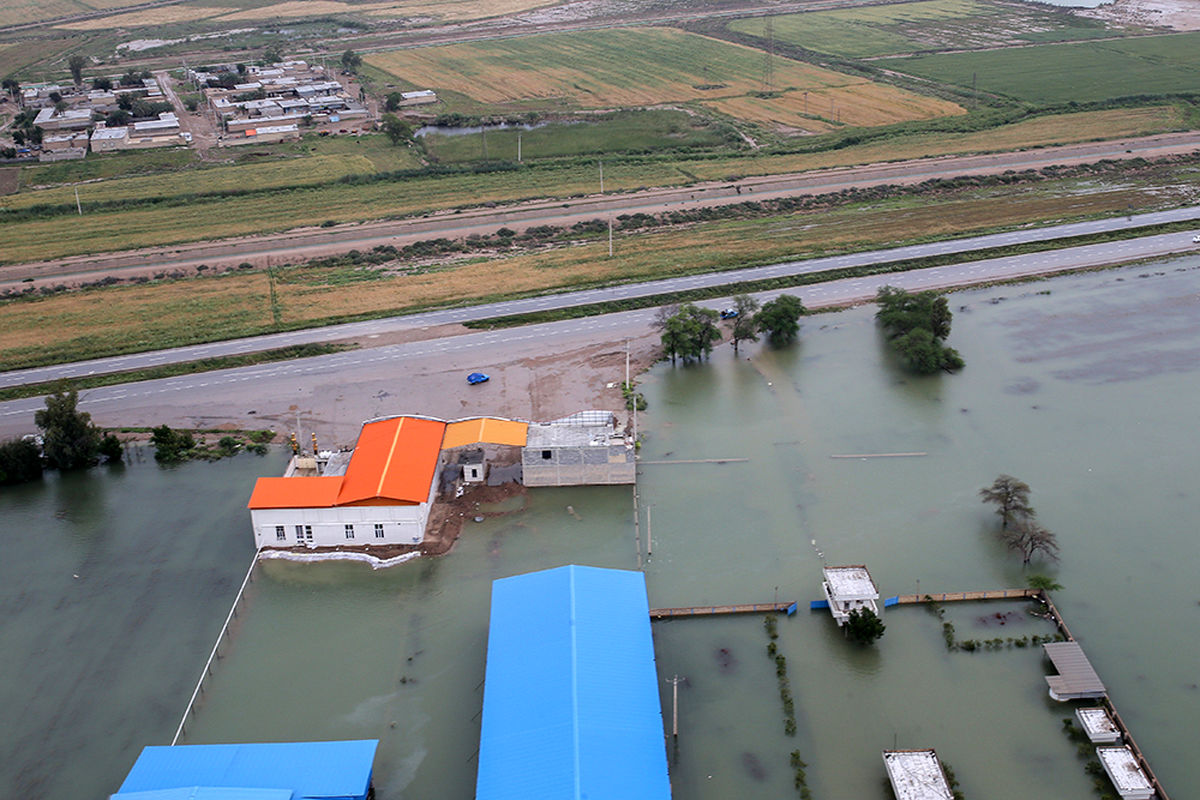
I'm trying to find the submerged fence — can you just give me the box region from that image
[171,552,259,745]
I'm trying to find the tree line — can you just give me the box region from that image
[653,293,806,364]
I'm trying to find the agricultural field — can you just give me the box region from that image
[3,154,378,210]
[728,0,1120,58]
[0,169,1192,368]
[878,31,1200,103]
[0,0,136,26]
[366,27,964,129]
[420,110,742,163]
[0,105,1186,264]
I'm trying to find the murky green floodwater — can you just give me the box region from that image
[3,257,1199,799]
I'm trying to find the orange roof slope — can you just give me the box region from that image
[248,476,342,509]
[336,416,447,506]
[443,417,529,449]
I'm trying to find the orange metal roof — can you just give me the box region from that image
[442,417,529,449]
[336,416,447,505]
[247,476,342,509]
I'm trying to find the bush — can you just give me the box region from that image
[150,425,196,464]
[0,438,43,485]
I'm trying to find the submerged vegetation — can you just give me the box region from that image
[875,286,963,373]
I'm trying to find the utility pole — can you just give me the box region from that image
[608,215,613,257]
[599,160,604,194]
[646,505,652,556]
[74,187,82,215]
[670,675,681,740]
[517,131,521,162]
[762,16,775,93]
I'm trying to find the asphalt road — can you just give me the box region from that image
[7,130,1200,287]
[2,225,1199,438]
[4,204,1199,390]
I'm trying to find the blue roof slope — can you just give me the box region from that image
[476,565,671,800]
[116,741,378,800]
[113,788,294,800]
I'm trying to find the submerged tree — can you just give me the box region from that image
[1001,518,1060,566]
[659,303,721,365]
[844,607,886,645]
[979,474,1034,529]
[726,293,759,353]
[34,388,102,470]
[875,286,963,373]
[756,293,805,347]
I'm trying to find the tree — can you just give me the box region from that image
[385,91,404,112]
[150,425,195,464]
[1000,518,1060,566]
[341,49,362,73]
[99,433,124,463]
[726,293,759,353]
[659,304,720,365]
[106,109,130,126]
[979,474,1034,529]
[34,388,102,470]
[2,76,19,102]
[756,293,805,347]
[380,113,411,145]
[1026,574,1063,592]
[92,76,112,91]
[262,48,283,65]
[68,54,87,85]
[875,286,963,373]
[845,607,885,644]
[0,438,43,485]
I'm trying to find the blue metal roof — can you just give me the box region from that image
[476,565,672,800]
[113,789,294,800]
[114,740,378,800]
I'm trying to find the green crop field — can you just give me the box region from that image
[3,154,379,210]
[879,32,1200,103]
[728,0,1115,59]
[421,110,739,163]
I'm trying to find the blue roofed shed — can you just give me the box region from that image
[476,565,671,800]
[111,740,378,800]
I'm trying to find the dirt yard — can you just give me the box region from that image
[1082,0,1200,30]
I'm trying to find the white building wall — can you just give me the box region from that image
[251,503,428,549]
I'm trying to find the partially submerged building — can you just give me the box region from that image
[111,740,378,800]
[821,565,880,626]
[521,410,635,487]
[248,412,630,552]
[1043,640,1106,701]
[476,565,671,800]
[1076,707,1121,743]
[882,749,954,800]
[1096,746,1154,800]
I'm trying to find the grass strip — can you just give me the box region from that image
[463,220,1199,329]
[0,343,353,402]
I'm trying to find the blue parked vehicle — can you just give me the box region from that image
[467,372,490,385]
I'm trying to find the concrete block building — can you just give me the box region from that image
[521,411,635,487]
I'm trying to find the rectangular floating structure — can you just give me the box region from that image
[822,565,879,626]
[882,749,954,800]
[1096,746,1154,800]
[1043,641,1106,701]
[1076,707,1122,743]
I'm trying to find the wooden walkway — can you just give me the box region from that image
[650,601,795,619]
[893,588,1039,604]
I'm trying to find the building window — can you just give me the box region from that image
[345,524,355,539]
[275,525,286,541]
[374,523,384,539]
[542,450,552,460]
[304,525,313,541]
[295,524,305,540]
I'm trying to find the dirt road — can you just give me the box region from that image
[5,130,1199,289]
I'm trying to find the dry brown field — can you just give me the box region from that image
[55,4,231,28]
[366,27,964,124]
[365,0,557,22]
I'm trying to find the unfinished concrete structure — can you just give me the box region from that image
[521,411,635,487]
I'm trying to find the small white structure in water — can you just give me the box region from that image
[822,565,879,626]
[882,749,954,800]
[1096,746,1153,800]
[1076,707,1121,743]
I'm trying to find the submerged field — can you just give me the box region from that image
[366,27,964,128]
[880,31,1200,103]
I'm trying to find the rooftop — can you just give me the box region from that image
[476,565,671,800]
[1077,707,1120,742]
[883,750,953,800]
[112,740,378,800]
[1044,641,1106,699]
[1096,746,1153,794]
[823,565,879,599]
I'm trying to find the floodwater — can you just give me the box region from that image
[3,255,1200,798]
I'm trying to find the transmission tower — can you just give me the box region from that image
[762,17,775,93]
